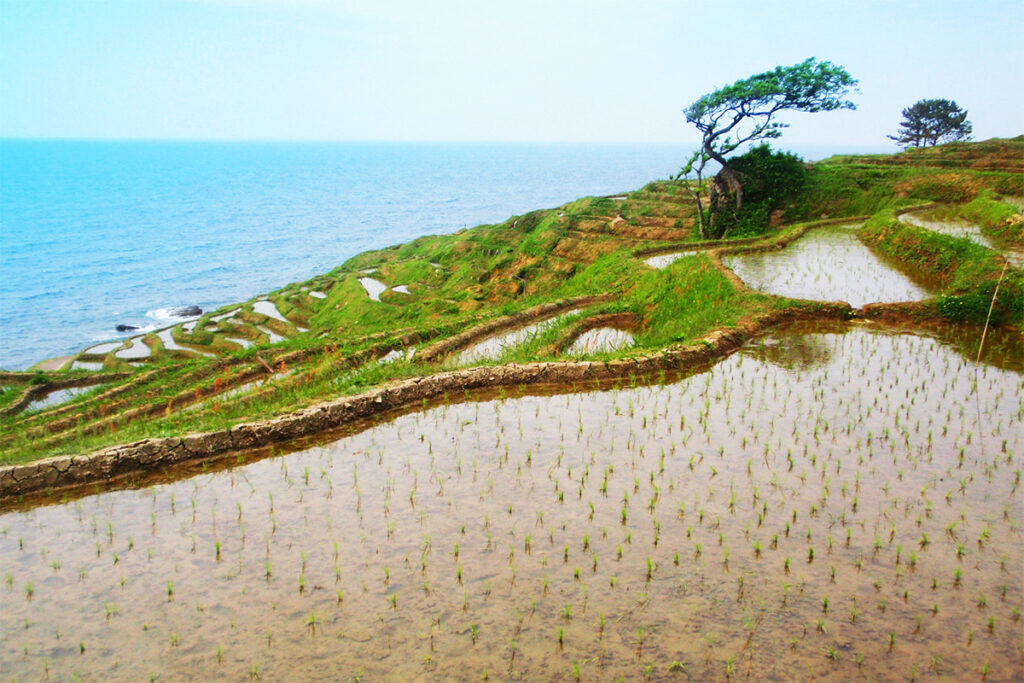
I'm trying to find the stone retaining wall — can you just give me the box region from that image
[0,303,853,501]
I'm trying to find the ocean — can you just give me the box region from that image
[0,140,883,370]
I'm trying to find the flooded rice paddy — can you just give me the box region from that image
[258,327,285,344]
[83,341,123,356]
[358,278,388,302]
[644,252,697,270]
[113,336,151,361]
[898,213,994,249]
[723,224,935,308]
[24,385,97,414]
[899,213,1024,270]
[252,301,290,324]
[455,311,580,365]
[1,325,1022,681]
[157,328,216,357]
[566,328,634,356]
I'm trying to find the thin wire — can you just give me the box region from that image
[974,260,1009,461]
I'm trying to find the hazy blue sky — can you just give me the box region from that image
[2,0,1021,146]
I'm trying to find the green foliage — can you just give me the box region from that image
[679,57,857,238]
[713,145,808,236]
[935,283,1011,326]
[28,371,50,386]
[684,58,858,154]
[0,386,21,409]
[888,99,972,148]
[993,175,1022,196]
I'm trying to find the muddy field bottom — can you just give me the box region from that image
[1,325,1022,681]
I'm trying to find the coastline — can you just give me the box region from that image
[2,138,1021,484]
[0,140,696,371]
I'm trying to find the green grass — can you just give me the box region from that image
[0,386,23,410]
[860,210,1023,325]
[960,190,1024,246]
[627,255,745,348]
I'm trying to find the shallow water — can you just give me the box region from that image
[252,301,290,325]
[2,327,1021,681]
[378,349,415,365]
[723,224,934,308]
[358,278,388,302]
[899,212,1024,270]
[113,336,151,360]
[899,212,993,248]
[156,328,214,357]
[83,341,122,355]
[1001,196,1024,213]
[24,385,96,413]
[565,327,634,356]
[210,310,240,323]
[643,251,696,269]
[455,311,579,364]
[257,327,285,344]
[223,337,253,350]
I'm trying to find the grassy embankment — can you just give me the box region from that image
[1,137,1021,467]
[861,211,1023,325]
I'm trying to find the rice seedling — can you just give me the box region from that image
[3,323,1021,681]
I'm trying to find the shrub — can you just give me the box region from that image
[715,145,808,237]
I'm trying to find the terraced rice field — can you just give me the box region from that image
[722,224,935,308]
[2,324,1020,681]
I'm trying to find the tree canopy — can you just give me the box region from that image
[888,99,972,148]
[679,58,857,238]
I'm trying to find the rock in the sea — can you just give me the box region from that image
[116,324,140,332]
[171,305,202,317]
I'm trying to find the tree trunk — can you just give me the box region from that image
[687,175,707,239]
[705,143,743,238]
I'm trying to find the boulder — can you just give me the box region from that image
[116,324,140,332]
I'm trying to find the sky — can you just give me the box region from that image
[1,0,1021,147]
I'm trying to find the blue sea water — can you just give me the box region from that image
[1,140,701,370]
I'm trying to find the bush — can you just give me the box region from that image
[715,145,808,237]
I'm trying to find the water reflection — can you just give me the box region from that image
[723,223,935,307]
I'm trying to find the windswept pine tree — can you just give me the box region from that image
[888,98,972,148]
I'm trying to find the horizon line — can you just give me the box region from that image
[0,136,907,149]
[0,135,694,145]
